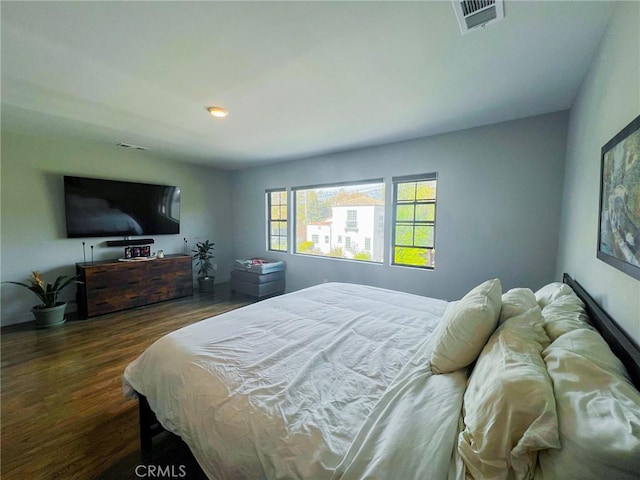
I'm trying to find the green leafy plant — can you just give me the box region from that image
[297,241,314,253]
[192,240,215,278]
[353,251,372,261]
[2,271,81,308]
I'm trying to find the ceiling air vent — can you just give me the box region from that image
[452,0,504,34]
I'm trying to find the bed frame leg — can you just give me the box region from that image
[138,394,160,460]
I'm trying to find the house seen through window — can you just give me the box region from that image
[293,180,385,263]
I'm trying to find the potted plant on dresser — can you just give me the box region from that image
[2,271,81,328]
[192,240,215,293]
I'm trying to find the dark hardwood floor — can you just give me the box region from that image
[1,284,255,480]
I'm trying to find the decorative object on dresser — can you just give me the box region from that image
[597,113,640,280]
[75,254,192,318]
[2,271,81,328]
[230,258,285,299]
[192,240,215,293]
[124,245,152,260]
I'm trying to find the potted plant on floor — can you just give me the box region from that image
[192,240,215,293]
[2,271,81,328]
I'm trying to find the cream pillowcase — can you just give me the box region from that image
[541,294,593,341]
[459,308,559,480]
[500,288,537,324]
[430,278,501,374]
[534,282,574,308]
[538,329,640,480]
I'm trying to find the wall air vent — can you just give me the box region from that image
[117,142,149,151]
[452,0,504,34]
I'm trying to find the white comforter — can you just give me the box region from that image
[123,282,467,480]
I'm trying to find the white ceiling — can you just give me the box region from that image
[1,1,614,170]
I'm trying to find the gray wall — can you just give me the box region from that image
[557,1,640,342]
[232,111,569,302]
[0,131,234,326]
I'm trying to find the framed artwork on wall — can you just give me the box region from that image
[597,114,640,280]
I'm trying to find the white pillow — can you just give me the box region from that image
[500,288,537,324]
[541,294,593,341]
[459,308,559,480]
[534,282,574,308]
[430,278,502,374]
[539,329,640,480]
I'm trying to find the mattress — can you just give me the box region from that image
[123,282,465,480]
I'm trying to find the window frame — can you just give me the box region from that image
[266,188,288,252]
[391,173,437,269]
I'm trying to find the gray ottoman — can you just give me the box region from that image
[230,269,285,299]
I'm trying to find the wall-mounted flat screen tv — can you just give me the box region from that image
[64,176,180,238]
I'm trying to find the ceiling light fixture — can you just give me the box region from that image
[207,106,229,118]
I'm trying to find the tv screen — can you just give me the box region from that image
[64,176,180,238]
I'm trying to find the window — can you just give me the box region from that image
[311,234,319,244]
[267,189,288,252]
[392,174,437,269]
[345,210,358,231]
[364,237,371,251]
[293,180,384,262]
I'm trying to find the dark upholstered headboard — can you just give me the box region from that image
[563,273,640,390]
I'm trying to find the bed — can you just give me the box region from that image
[123,274,640,479]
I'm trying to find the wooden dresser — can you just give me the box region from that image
[76,254,193,318]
